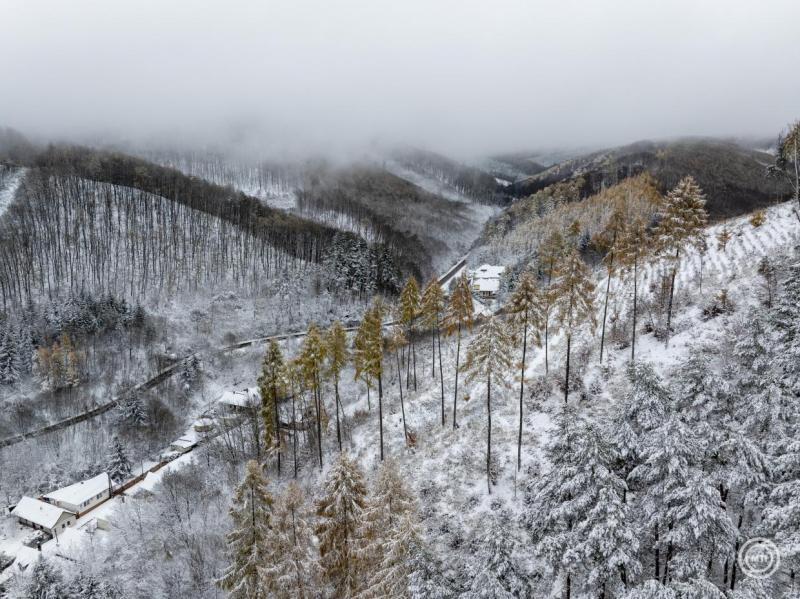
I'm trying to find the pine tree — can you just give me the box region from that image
[444,273,474,429]
[538,229,567,374]
[399,275,421,392]
[297,324,327,469]
[408,539,454,599]
[316,452,368,598]
[0,328,19,385]
[356,299,386,460]
[116,391,148,428]
[65,571,121,599]
[270,482,320,599]
[507,269,545,471]
[616,217,650,362]
[463,517,533,598]
[551,249,596,403]
[352,313,373,411]
[654,176,708,345]
[464,316,514,493]
[359,513,422,599]
[258,340,288,474]
[106,438,132,484]
[325,321,349,453]
[218,460,276,599]
[421,276,447,426]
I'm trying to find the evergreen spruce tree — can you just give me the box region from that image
[551,248,596,403]
[463,517,533,598]
[463,315,514,493]
[507,269,545,470]
[17,558,66,599]
[106,438,132,484]
[0,328,19,385]
[316,452,368,598]
[653,176,708,345]
[258,339,288,474]
[325,321,349,453]
[270,482,320,599]
[218,460,276,599]
[408,539,454,599]
[444,273,474,429]
[399,275,421,392]
[116,391,149,429]
[297,324,327,469]
[420,276,447,426]
[387,325,410,445]
[359,513,422,599]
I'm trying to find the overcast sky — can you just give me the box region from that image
[2,0,798,158]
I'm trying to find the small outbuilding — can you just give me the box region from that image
[218,388,260,413]
[11,497,75,536]
[469,264,506,299]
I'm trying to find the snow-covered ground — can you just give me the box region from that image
[0,167,25,219]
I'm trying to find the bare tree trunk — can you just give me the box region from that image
[665,248,679,347]
[453,324,461,429]
[599,252,614,363]
[631,254,638,362]
[486,373,492,494]
[396,348,408,444]
[437,324,445,427]
[334,377,342,452]
[564,334,571,404]
[517,322,527,471]
[378,372,384,461]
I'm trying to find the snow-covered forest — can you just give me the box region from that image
[2,1,800,595]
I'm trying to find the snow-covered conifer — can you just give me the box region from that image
[444,272,474,429]
[463,315,514,493]
[399,275,420,391]
[0,327,19,385]
[463,517,533,598]
[506,269,544,470]
[325,320,349,452]
[315,452,368,598]
[106,438,132,484]
[258,339,288,473]
[297,324,327,469]
[217,460,275,599]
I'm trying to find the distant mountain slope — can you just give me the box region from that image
[510,138,792,220]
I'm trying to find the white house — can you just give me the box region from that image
[42,472,110,516]
[11,497,75,536]
[218,387,261,413]
[469,264,506,299]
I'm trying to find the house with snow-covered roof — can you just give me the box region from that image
[218,387,261,413]
[469,264,506,299]
[10,496,75,536]
[42,472,110,516]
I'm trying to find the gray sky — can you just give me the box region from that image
[2,0,799,158]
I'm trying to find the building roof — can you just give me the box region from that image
[11,497,73,529]
[170,437,196,449]
[470,264,505,293]
[131,471,162,496]
[43,472,109,506]
[218,387,260,408]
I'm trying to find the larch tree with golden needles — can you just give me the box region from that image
[506,270,544,471]
[271,482,320,599]
[352,316,372,411]
[654,176,708,346]
[552,249,596,403]
[297,323,327,470]
[595,207,627,364]
[420,276,446,426]
[387,324,409,445]
[398,275,420,392]
[615,217,650,362]
[444,273,474,429]
[356,299,386,460]
[217,460,275,599]
[258,340,288,475]
[463,315,514,493]
[538,230,567,374]
[773,120,800,207]
[316,452,368,598]
[325,321,349,453]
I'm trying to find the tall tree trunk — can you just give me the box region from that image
[273,384,281,475]
[665,248,679,347]
[564,334,571,404]
[631,254,638,362]
[431,326,436,379]
[292,393,298,479]
[334,377,342,452]
[315,380,323,470]
[453,324,461,429]
[437,324,445,427]
[411,333,417,392]
[654,522,660,580]
[730,512,743,590]
[544,316,550,374]
[486,372,492,494]
[565,572,571,599]
[378,372,384,461]
[396,348,408,444]
[599,253,614,363]
[517,321,528,471]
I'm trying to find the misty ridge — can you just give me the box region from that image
[2,2,800,599]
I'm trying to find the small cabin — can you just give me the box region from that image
[193,417,214,433]
[42,472,110,517]
[218,388,261,413]
[11,497,75,537]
